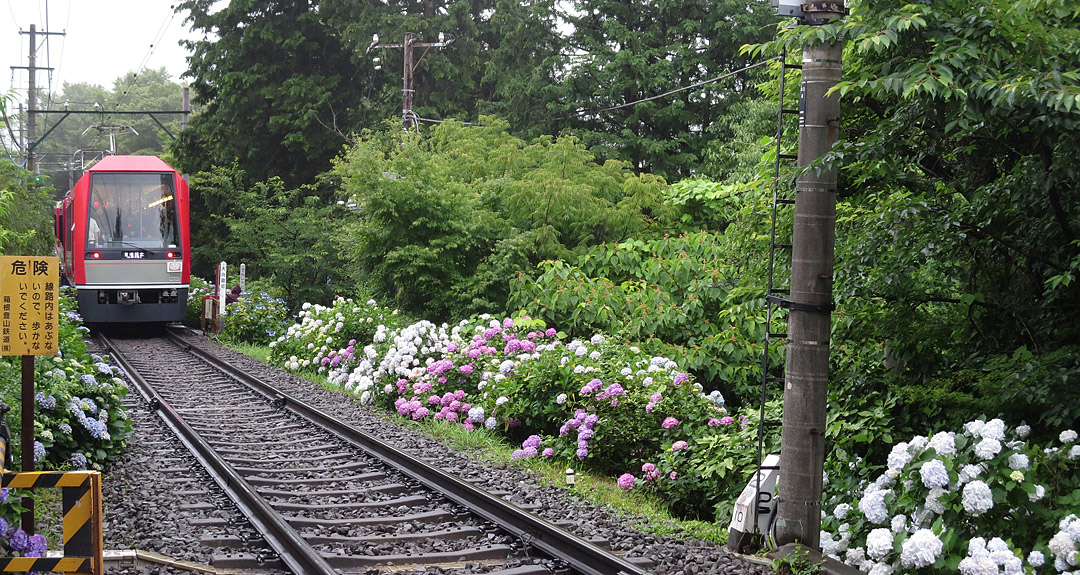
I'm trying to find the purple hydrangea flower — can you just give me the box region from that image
[617,473,635,490]
[9,529,28,551]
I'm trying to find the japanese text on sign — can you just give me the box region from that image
[0,256,59,356]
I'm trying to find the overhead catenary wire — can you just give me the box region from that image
[414,56,781,129]
[561,56,781,121]
[109,4,178,120]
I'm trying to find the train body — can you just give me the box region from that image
[55,155,191,323]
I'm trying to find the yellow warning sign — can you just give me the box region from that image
[0,256,59,356]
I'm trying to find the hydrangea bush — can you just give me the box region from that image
[0,487,47,558]
[0,289,131,470]
[219,289,290,345]
[184,275,215,328]
[268,297,405,372]
[820,419,1080,575]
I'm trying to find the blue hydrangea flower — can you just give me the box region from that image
[69,452,88,469]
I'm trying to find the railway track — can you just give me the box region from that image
[101,330,649,575]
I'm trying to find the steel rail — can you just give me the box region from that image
[165,330,648,575]
[100,333,338,575]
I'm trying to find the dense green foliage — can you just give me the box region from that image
[170,0,778,186]
[185,163,349,307]
[550,0,778,180]
[0,162,54,257]
[175,0,360,186]
[737,0,1080,443]
[333,118,672,321]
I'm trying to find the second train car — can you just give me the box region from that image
[55,155,190,323]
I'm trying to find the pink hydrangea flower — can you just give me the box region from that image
[662,417,680,429]
[672,440,689,451]
[617,473,635,490]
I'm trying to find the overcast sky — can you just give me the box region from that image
[3,0,197,106]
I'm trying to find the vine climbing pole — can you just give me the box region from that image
[774,1,846,549]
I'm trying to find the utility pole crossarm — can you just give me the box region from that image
[16,24,66,173]
[367,32,455,131]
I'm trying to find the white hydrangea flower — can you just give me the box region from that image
[868,562,894,575]
[821,531,840,558]
[986,538,1009,553]
[920,459,950,489]
[969,538,989,556]
[1027,550,1045,567]
[962,480,994,515]
[974,437,1003,460]
[891,514,908,533]
[928,431,957,457]
[1061,429,1078,443]
[924,488,947,514]
[1015,424,1031,438]
[959,554,1000,575]
[999,552,1023,575]
[834,503,851,520]
[964,419,986,437]
[1070,445,1080,460]
[845,546,866,567]
[900,528,943,568]
[866,528,894,560]
[981,418,1006,441]
[1008,453,1030,470]
[959,463,985,484]
[887,442,913,471]
[1065,515,1080,538]
[859,488,891,525]
[1048,531,1076,564]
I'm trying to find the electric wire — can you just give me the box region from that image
[108,4,178,124]
[561,56,780,121]
[413,56,780,130]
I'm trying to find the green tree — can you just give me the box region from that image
[320,0,566,133]
[746,0,1080,437]
[0,161,54,257]
[188,163,348,309]
[333,118,672,320]
[174,0,360,186]
[550,0,779,181]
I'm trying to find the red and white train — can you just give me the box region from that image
[55,155,191,323]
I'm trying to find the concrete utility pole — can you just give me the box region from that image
[368,32,454,131]
[13,24,65,173]
[774,0,846,549]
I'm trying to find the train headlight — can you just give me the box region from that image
[166,251,177,259]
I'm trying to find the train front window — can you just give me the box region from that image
[87,173,179,249]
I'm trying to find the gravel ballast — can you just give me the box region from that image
[99,330,775,575]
